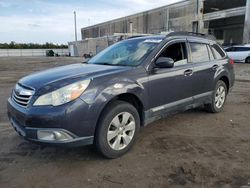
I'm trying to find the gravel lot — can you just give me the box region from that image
[0,57,250,188]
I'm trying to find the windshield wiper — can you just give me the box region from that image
[96,63,114,66]
[90,62,131,67]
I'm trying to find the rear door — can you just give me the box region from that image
[187,40,217,103]
[234,47,250,61]
[226,47,250,61]
[225,47,237,60]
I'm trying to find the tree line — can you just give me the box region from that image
[0,42,68,49]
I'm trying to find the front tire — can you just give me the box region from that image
[95,101,140,159]
[205,80,227,113]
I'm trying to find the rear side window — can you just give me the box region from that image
[211,44,225,59]
[235,47,250,52]
[190,43,210,63]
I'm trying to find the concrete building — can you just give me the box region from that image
[69,37,109,57]
[81,0,250,45]
[69,0,250,57]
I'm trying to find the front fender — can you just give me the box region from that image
[81,77,145,104]
[79,77,146,125]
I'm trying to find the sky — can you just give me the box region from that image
[0,0,181,44]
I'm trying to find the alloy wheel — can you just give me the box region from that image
[107,112,135,151]
[215,86,226,109]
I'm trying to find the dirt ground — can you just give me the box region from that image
[0,57,250,188]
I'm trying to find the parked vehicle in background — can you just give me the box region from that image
[225,45,250,63]
[7,32,235,158]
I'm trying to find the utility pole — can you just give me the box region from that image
[74,11,77,41]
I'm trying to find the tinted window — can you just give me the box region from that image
[190,43,210,63]
[225,47,235,52]
[159,42,187,66]
[211,44,225,59]
[235,47,250,52]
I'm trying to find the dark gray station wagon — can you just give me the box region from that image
[7,32,235,158]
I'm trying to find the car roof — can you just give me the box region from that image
[126,35,165,41]
[166,31,215,40]
[126,32,215,43]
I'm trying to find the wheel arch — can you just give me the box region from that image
[218,76,229,92]
[246,56,250,63]
[96,93,145,129]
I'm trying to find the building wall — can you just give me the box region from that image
[78,0,249,54]
[69,38,109,57]
[81,0,197,39]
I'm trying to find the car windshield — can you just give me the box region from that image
[88,37,163,66]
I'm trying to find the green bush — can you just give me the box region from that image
[46,50,54,57]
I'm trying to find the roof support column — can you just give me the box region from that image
[197,0,206,33]
[243,0,250,44]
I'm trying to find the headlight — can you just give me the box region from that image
[33,80,90,106]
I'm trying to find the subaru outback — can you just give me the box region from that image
[7,32,235,158]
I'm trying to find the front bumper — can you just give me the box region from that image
[9,117,93,147]
[7,97,96,147]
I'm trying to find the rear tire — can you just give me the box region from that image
[205,80,227,113]
[94,101,140,159]
[245,57,250,64]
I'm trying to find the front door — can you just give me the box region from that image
[148,40,195,116]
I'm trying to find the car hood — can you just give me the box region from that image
[19,63,131,92]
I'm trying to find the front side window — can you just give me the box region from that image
[190,43,210,63]
[159,42,188,66]
[88,38,162,66]
[225,47,235,52]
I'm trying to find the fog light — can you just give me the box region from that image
[37,131,55,141]
[37,130,74,141]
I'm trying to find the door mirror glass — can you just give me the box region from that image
[155,57,174,68]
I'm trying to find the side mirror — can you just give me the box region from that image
[155,57,174,68]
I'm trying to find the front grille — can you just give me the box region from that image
[12,84,34,107]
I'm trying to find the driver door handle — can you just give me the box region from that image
[184,69,193,76]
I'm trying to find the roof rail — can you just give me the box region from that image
[166,31,216,40]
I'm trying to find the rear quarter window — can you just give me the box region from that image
[207,45,215,60]
[211,44,226,59]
